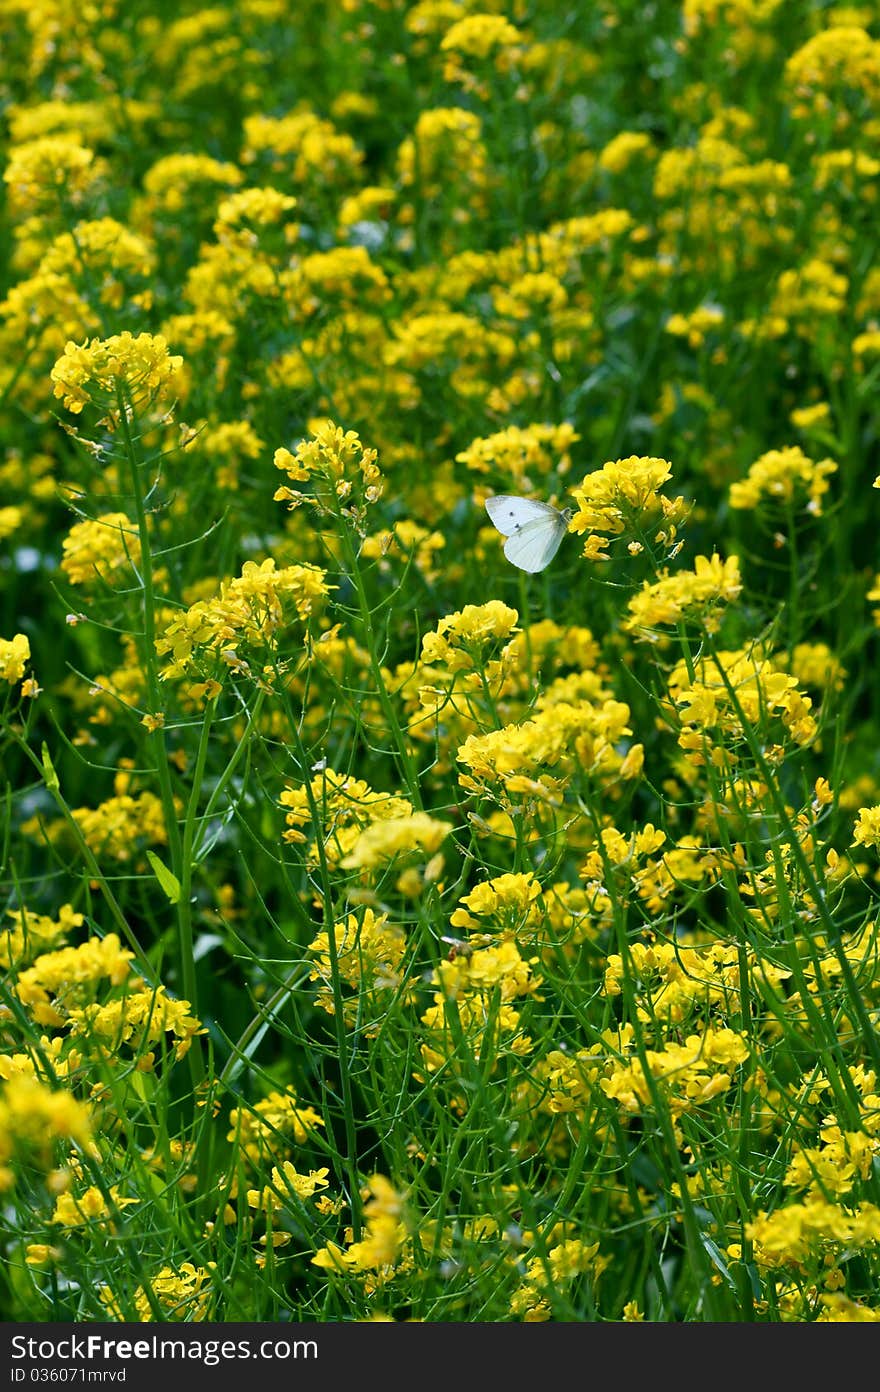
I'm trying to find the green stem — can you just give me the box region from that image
[12,732,152,979]
[676,624,867,1123]
[193,691,266,854]
[332,499,424,810]
[217,963,312,1090]
[275,662,363,1236]
[116,385,202,1089]
[786,501,799,664]
[703,630,880,1082]
[178,698,216,1015]
[581,793,726,1318]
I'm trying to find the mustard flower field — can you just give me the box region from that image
[3,0,880,1324]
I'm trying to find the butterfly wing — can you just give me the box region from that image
[485,495,567,572]
[485,495,560,537]
[503,513,567,572]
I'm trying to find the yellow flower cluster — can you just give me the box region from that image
[101,1262,215,1322]
[456,694,638,804]
[157,558,330,682]
[12,929,201,1065]
[51,332,184,418]
[0,633,31,686]
[4,135,105,222]
[309,909,409,1029]
[0,1076,92,1191]
[284,767,450,904]
[729,446,838,514]
[785,27,880,123]
[274,420,382,514]
[312,1175,407,1277]
[667,645,817,763]
[60,513,141,586]
[510,1236,610,1321]
[625,553,742,636]
[456,422,580,483]
[601,1027,751,1119]
[568,456,687,561]
[1,904,82,969]
[228,1088,325,1168]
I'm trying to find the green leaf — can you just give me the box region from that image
[699,1233,737,1292]
[40,742,59,793]
[146,850,181,904]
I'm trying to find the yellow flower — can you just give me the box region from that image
[52,1184,138,1228]
[817,1296,880,1322]
[569,456,686,559]
[0,633,30,685]
[0,1075,92,1177]
[312,1176,408,1275]
[625,554,742,636]
[456,696,634,799]
[771,259,849,329]
[65,793,168,863]
[667,646,817,757]
[812,149,880,193]
[228,1089,325,1165]
[450,872,543,932]
[0,903,82,970]
[420,601,519,668]
[338,185,396,231]
[4,135,105,221]
[16,933,135,1026]
[60,513,140,586]
[456,422,579,482]
[779,642,845,692]
[214,185,298,237]
[601,1028,749,1118]
[308,909,408,1023]
[853,806,880,850]
[339,812,452,872]
[598,131,654,174]
[242,109,363,192]
[785,27,880,122]
[360,521,446,582]
[854,330,880,373]
[665,303,725,348]
[141,153,242,217]
[440,14,523,59]
[156,558,330,680]
[280,768,413,864]
[274,420,382,512]
[729,446,837,514]
[396,108,488,204]
[284,245,391,315]
[102,1262,215,1322]
[747,1199,880,1268]
[182,419,264,492]
[51,332,184,419]
[25,1244,59,1266]
[790,402,831,431]
[311,1242,350,1272]
[248,1162,331,1212]
[68,983,204,1063]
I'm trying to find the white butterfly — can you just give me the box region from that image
[484,494,571,573]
